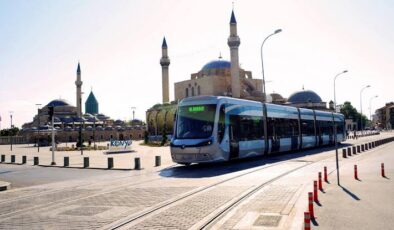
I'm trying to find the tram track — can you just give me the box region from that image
[109,137,381,230]
[0,134,388,229]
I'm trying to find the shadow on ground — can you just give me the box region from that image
[160,143,353,178]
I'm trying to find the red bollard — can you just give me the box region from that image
[324,166,328,182]
[354,165,358,180]
[318,172,323,190]
[308,192,315,219]
[313,181,319,202]
[304,212,311,230]
[381,163,385,178]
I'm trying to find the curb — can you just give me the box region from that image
[0,181,11,192]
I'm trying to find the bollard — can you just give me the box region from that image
[33,157,39,165]
[324,166,328,182]
[22,156,27,164]
[304,212,311,230]
[0,155,4,162]
[318,172,323,190]
[64,157,69,167]
[372,142,375,148]
[353,146,356,155]
[134,157,141,170]
[313,181,318,202]
[308,192,315,219]
[381,163,385,178]
[155,155,161,167]
[354,165,358,180]
[361,144,365,152]
[342,148,347,158]
[365,143,368,150]
[357,145,360,153]
[108,157,114,169]
[369,143,372,149]
[347,147,352,156]
[83,157,89,168]
[11,155,15,163]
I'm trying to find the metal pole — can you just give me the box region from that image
[260,29,282,102]
[10,113,13,151]
[36,104,41,152]
[360,85,370,134]
[51,114,56,165]
[333,70,348,186]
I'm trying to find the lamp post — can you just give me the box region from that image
[333,70,348,186]
[369,95,378,126]
[9,111,13,151]
[360,85,371,134]
[260,29,282,102]
[35,104,42,152]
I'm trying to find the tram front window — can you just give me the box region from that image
[176,104,216,139]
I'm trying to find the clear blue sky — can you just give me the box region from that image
[1,0,393,127]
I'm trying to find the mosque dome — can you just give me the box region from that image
[202,60,231,71]
[288,90,322,104]
[47,99,72,107]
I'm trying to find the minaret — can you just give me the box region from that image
[75,62,83,117]
[160,37,170,103]
[227,10,241,98]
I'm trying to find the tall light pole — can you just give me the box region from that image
[360,85,371,133]
[333,70,348,186]
[9,111,13,151]
[369,95,378,126]
[35,104,42,152]
[261,29,282,102]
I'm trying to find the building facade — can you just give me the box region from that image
[376,102,394,129]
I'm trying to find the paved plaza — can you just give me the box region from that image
[0,132,393,229]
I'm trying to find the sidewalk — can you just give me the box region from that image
[312,142,394,230]
[0,140,174,171]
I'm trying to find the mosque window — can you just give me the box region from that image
[198,85,201,95]
[192,87,195,96]
[185,88,189,97]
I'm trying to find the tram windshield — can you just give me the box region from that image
[176,104,216,139]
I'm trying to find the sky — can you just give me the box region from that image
[0,0,393,128]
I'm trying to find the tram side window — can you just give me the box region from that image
[301,119,315,136]
[268,117,299,138]
[336,121,344,134]
[318,120,333,136]
[231,115,263,141]
[218,105,225,143]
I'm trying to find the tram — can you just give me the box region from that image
[170,96,345,165]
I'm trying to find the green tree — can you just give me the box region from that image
[340,101,368,130]
[0,127,20,136]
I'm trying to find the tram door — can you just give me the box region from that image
[229,115,239,159]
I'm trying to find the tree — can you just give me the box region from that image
[0,127,20,136]
[340,101,368,130]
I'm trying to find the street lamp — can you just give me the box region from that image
[333,70,348,186]
[360,85,371,133]
[9,111,13,151]
[369,95,378,125]
[261,29,282,102]
[35,104,42,152]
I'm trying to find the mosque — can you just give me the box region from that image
[22,63,145,145]
[146,9,332,137]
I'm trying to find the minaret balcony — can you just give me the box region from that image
[227,36,240,47]
[160,57,170,66]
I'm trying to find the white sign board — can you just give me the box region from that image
[107,139,132,153]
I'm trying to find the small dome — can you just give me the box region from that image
[202,60,231,71]
[288,90,322,104]
[270,93,284,101]
[47,99,71,107]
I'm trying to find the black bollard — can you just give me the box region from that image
[34,157,39,165]
[155,156,161,167]
[108,157,114,169]
[342,148,347,158]
[11,155,15,163]
[83,157,89,168]
[64,157,69,167]
[22,156,27,164]
[134,157,141,170]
